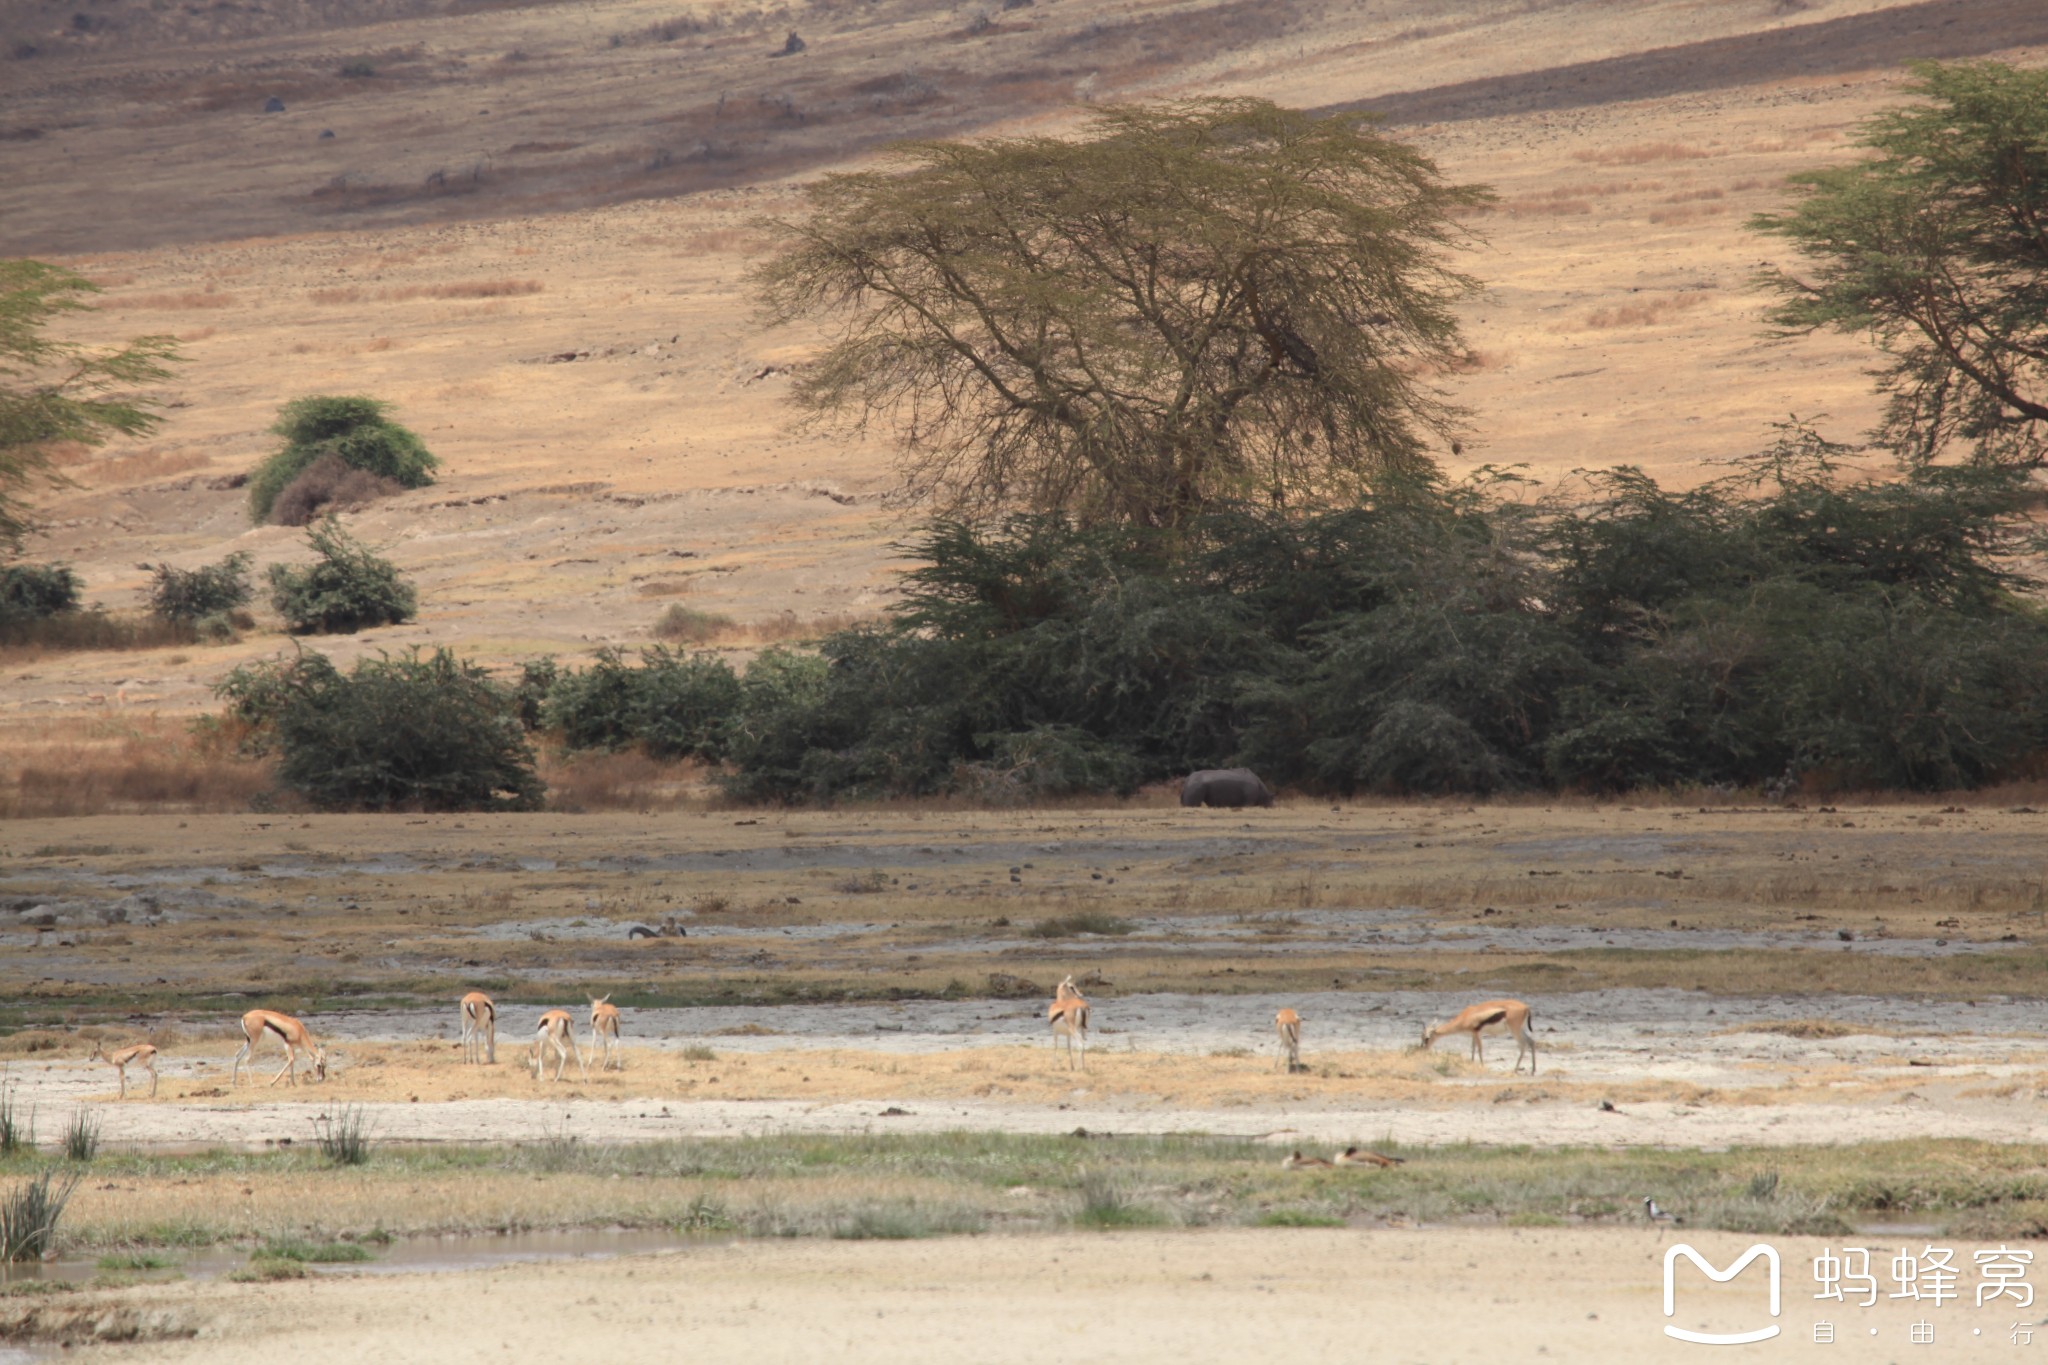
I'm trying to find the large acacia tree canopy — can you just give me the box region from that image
[1752,61,2048,469]
[755,99,1490,527]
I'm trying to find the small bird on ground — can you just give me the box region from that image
[1643,1197,1681,1223]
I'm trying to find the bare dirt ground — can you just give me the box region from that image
[48,1227,2006,1364]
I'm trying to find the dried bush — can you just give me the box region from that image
[269,454,404,526]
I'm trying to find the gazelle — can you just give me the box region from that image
[532,1008,588,1082]
[89,1040,158,1099]
[1421,999,1537,1074]
[1274,1008,1302,1073]
[232,1009,327,1087]
[1281,1150,1332,1170]
[459,991,496,1065]
[1334,1146,1404,1168]
[1048,975,1089,1070]
[589,996,622,1071]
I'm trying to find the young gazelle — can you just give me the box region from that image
[459,991,496,1065]
[532,1009,589,1082]
[1421,999,1537,1074]
[232,1009,327,1087]
[89,1040,159,1099]
[1274,1008,1303,1073]
[1281,1150,1333,1170]
[589,996,623,1071]
[1047,975,1089,1071]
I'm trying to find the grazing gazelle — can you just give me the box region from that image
[89,1040,159,1099]
[1334,1146,1404,1168]
[232,1010,327,1087]
[459,991,496,1065]
[589,996,623,1071]
[1274,1008,1302,1073]
[1048,974,1089,1071]
[1421,999,1537,1074]
[532,1009,588,1082]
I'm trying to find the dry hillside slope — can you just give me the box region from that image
[1,0,2042,722]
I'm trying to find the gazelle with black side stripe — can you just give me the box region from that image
[1421,999,1536,1074]
[232,1010,327,1086]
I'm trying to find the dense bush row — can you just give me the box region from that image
[529,429,2048,801]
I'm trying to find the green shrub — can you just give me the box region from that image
[267,518,416,635]
[543,647,741,760]
[146,552,251,622]
[0,562,80,622]
[212,651,340,755]
[705,436,2048,800]
[265,647,544,811]
[248,396,436,524]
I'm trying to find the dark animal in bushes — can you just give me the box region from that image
[1180,768,1274,808]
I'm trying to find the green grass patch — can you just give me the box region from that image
[96,1251,180,1271]
[1256,1209,1346,1228]
[257,1237,374,1264]
[1025,911,1136,938]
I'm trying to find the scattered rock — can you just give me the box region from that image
[263,96,285,113]
[318,129,335,140]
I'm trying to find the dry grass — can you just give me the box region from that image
[309,280,543,305]
[1647,203,1728,226]
[116,291,237,310]
[0,715,269,818]
[538,748,710,811]
[0,614,194,657]
[1571,141,1713,165]
[66,449,212,488]
[676,227,769,255]
[1580,291,1711,328]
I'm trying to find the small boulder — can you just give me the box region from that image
[263,96,285,113]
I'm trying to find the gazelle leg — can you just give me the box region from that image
[146,1059,158,1098]
[232,1038,252,1086]
[568,1034,589,1082]
[116,1064,127,1099]
[270,1046,296,1087]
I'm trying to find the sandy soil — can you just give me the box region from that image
[54,1227,2017,1364]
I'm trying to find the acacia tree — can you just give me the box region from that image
[1753,62,2048,469]
[0,260,177,550]
[755,99,1489,528]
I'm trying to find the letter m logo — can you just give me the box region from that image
[1663,1243,1781,1345]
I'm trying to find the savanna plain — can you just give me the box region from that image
[5,0,2048,1359]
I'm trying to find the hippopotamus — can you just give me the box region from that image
[1179,768,1274,808]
